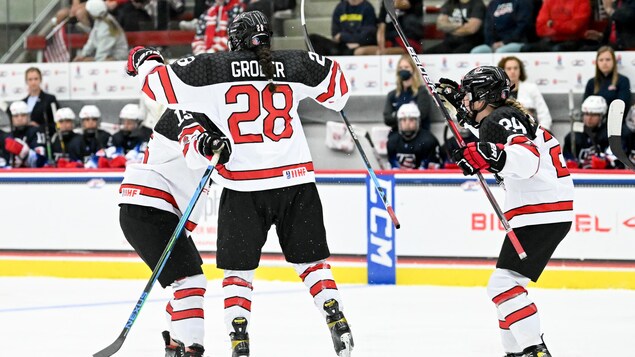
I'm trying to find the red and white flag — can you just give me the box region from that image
[44,22,70,63]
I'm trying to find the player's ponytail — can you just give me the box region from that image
[256,46,276,93]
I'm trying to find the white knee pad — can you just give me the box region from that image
[487,268,530,302]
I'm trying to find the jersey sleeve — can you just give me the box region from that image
[136,59,207,110]
[301,52,350,112]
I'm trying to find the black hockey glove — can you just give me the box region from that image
[435,78,463,113]
[197,131,231,164]
[452,142,506,176]
[126,46,164,77]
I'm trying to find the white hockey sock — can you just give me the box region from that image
[496,308,523,353]
[293,260,342,318]
[222,269,255,334]
[165,274,206,347]
[487,269,543,350]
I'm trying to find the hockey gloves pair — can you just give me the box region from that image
[198,131,232,164]
[452,142,506,176]
[435,78,473,127]
[126,46,164,77]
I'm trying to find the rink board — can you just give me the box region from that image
[0,169,634,288]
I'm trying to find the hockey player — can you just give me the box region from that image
[386,102,441,169]
[119,108,229,357]
[437,66,574,357]
[51,107,79,166]
[108,103,153,167]
[67,104,112,165]
[4,101,47,168]
[562,95,615,169]
[126,10,354,357]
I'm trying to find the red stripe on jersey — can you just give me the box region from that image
[142,77,156,101]
[119,183,178,209]
[542,129,553,142]
[316,62,338,103]
[223,276,254,290]
[504,200,573,221]
[224,296,252,311]
[300,263,331,281]
[492,286,527,306]
[499,303,537,329]
[185,220,197,232]
[174,288,206,300]
[216,161,314,181]
[157,66,178,104]
[179,124,205,142]
[509,136,539,157]
[339,65,348,96]
[309,279,337,297]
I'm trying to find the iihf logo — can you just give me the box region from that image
[576,73,583,87]
[556,55,563,68]
[92,82,99,95]
[442,57,447,70]
[350,77,356,90]
[617,54,622,67]
[1,83,5,97]
[387,58,393,70]
[75,66,82,78]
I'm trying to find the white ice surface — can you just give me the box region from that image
[0,278,633,356]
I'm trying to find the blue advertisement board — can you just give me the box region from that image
[366,174,396,284]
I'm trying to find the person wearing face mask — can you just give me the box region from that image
[50,107,81,168]
[387,103,441,169]
[67,104,112,165]
[383,54,433,132]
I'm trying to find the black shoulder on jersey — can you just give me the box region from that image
[154,109,221,141]
[479,106,538,144]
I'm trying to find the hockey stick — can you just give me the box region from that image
[381,0,526,259]
[300,0,400,229]
[364,131,387,170]
[607,99,635,171]
[93,150,222,357]
[42,102,55,165]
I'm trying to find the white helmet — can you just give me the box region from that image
[397,103,420,120]
[79,104,101,119]
[85,0,107,18]
[119,104,142,120]
[9,101,29,115]
[581,95,607,115]
[55,107,76,122]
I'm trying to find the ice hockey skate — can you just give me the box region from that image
[162,331,204,357]
[323,299,354,357]
[230,317,250,357]
[521,343,551,357]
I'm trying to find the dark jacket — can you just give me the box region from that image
[483,0,533,45]
[331,0,378,46]
[583,73,631,118]
[383,87,433,131]
[20,91,59,136]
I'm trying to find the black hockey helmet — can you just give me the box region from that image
[461,66,511,107]
[228,11,272,51]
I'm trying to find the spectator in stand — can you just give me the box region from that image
[583,46,631,114]
[74,0,129,62]
[376,0,424,54]
[4,101,47,168]
[68,104,112,166]
[54,0,92,33]
[498,56,552,129]
[470,0,534,53]
[521,0,591,52]
[383,54,433,132]
[387,103,441,169]
[308,0,378,56]
[426,0,486,54]
[12,67,59,136]
[584,0,635,50]
[108,0,154,32]
[51,107,80,167]
[563,95,618,169]
[108,103,153,167]
[191,0,245,54]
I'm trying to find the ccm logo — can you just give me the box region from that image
[121,188,141,197]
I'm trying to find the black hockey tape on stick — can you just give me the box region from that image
[381,0,526,258]
[93,150,222,357]
[607,99,635,171]
[301,0,400,229]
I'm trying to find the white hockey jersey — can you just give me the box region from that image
[135,49,350,191]
[118,110,217,235]
[478,106,575,228]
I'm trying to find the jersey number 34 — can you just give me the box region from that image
[226,84,294,144]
